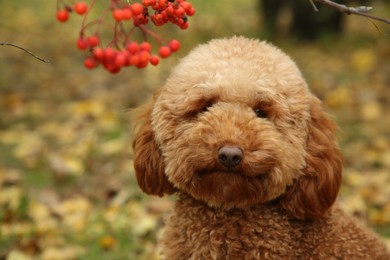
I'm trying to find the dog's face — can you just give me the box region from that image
[133,37,342,219]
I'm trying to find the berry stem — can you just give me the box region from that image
[123,26,137,46]
[56,0,65,10]
[138,24,163,44]
[80,0,97,33]
[113,22,123,49]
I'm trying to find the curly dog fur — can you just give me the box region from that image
[133,36,390,259]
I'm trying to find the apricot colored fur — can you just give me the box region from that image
[133,37,390,259]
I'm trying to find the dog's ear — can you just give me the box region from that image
[280,98,342,220]
[132,99,175,196]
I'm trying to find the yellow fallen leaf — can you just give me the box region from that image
[99,235,117,250]
[132,215,157,236]
[343,169,367,187]
[6,250,32,260]
[41,246,85,260]
[360,101,382,122]
[69,99,105,118]
[104,205,120,223]
[351,49,375,72]
[28,201,59,233]
[0,130,21,144]
[0,168,21,186]
[54,197,91,232]
[385,239,390,251]
[97,112,119,131]
[0,186,23,211]
[339,195,367,216]
[372,136,389,150]
[26,101,45,118]
[3,94,23,109]
[362,148,382,166]
[369,207,390,226]
[324,86,352,108]
[1,222,33,237]
[48,154,84,176]
[13,133,44,167]
[98,138,125,155]
[381,150,390,168]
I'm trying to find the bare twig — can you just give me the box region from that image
[313,0,390,25]
[309,0,319,12]
[0,42,50,63]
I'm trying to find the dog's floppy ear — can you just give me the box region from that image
[132,99,175,196]
[281,98,342,220]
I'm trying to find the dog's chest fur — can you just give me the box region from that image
[159,195,389,260]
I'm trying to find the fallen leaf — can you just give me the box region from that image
[99,235,117,250]
[351,49,376,72]
[360,101,382,122]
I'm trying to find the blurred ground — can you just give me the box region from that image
[0,1,389,259]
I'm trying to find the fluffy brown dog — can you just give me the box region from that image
[133,37,390,259]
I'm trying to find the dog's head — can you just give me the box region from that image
[133,37,342,220]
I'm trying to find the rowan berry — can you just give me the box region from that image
[168,39,180,52]
[131,3,144,16]
[159,46,171,58]
[180,2,192,13]
[133,14,148,26]
[140,42,152,52]
[136,60,149,69]
[87,36,99,47]
[93,48,105,60]
[104,48,116,61]
[151,3,160,11]
[142,0,152,7]
[186,7,195,16]
[159,0,167,8]
[57,9,69,22]
[113,9,124,22]
[114,52,127,67]
[139,50,150,63]
[109,65,121,74]
[77,38,88,50]
[165,6,175,16]
[129,54,140,66]
[74,2,88,15]
[149,55,159,66]
[126,42,139,54]
[122,8,133,20]
[175,7,186,18]
[152,14,164,26]
[180,22,189,29]
[84,57,98,69]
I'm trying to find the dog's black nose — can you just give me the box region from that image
[218,146,243,168]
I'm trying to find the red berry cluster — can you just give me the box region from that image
[145,0,195,29]
[56,0,195,73]
[57,2,87,22]
[83,40,180,73]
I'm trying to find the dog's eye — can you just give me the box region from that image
[201,100,214,113]
[254,108,268,118]
[185,99,214,118]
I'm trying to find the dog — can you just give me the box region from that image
[132,36,390,259]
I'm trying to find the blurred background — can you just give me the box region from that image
[0,0,389,259]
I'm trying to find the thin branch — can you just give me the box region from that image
[309,0,319,12]
[0,42,50,63]
[314,0,390,25]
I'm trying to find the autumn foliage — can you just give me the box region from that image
[1,0,390,259]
